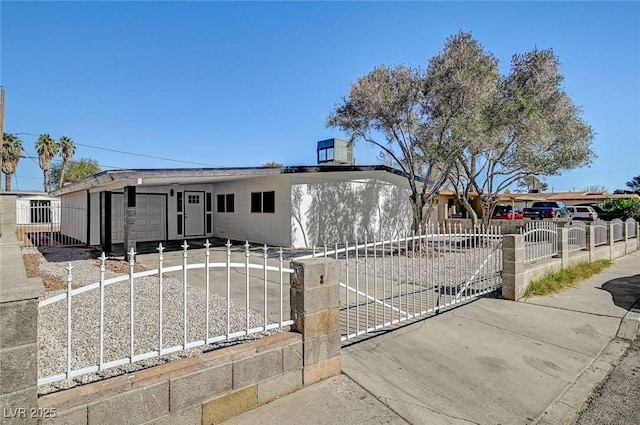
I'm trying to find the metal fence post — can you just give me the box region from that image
[289,258,341,386]
[502,234,525,301]
[0,234,43,424]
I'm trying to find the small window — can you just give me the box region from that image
[188,195,200,204]
[177,192,183,212]
[251,192,262,213]
[225,194,234,213]
[217,194,235,213]
[206,193,212,212]
[263,191,275,213]
[251,191,275,213]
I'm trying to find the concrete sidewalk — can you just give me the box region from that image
[224,251,640,425]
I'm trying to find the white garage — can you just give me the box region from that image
[111,193,167,243]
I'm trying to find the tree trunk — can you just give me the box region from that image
[4,173,11,191]
[59,161,67,188]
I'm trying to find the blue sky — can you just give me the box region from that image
[1,1,638,193]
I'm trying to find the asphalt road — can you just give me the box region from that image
[575,336,640,425]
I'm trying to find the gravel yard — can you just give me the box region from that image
[24,247,288,395]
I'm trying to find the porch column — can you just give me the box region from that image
[101,191,112,254]
[124,186,137,255]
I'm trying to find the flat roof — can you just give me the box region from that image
[51,165,426,196]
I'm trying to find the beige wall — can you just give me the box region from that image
[290,176,412,248]
[211,176,292,247]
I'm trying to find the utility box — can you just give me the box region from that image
[317,138,355,166]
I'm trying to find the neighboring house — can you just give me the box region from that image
[51,165,421,251]
[434,190,640,222]
[0,191,60,238]
[499,191,640,210]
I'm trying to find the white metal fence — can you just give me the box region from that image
[567,221,587,253]
[593,220,608,247]
[611,219,624,242]
[627,218,637,239]
[16,203,86,247]
[37,241,294,386]
[521,221,558,264]
[293,224,503,342]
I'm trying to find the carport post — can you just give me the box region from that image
[289,258,342,386]
[124,186,137,255]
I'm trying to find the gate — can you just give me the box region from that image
[16,202,87,247]
[292,224,502,342]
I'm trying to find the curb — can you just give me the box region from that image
[617,303,640,341]
[533,337,630,425]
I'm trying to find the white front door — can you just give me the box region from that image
[184,191,205,236]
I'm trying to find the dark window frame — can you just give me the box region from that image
[217,193,235,213]
[251,191,275,214]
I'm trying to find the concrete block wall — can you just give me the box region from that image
[38,333,304,425]
[503,222,638,301]
[0,233,44,425]
[20,257,342,425]
[0,193,18,235]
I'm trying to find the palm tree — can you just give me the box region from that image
[58,136,76,188]
[1,133,23,191]
[35,134,58,192]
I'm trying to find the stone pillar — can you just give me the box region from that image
[289,258,341,386]
[0,235,43,425]
[124,186,137,255]
[555,227,569,267]
[437,203,448,224]
[608,222,615,260]
[585,225,596,262]
[502,234,525,301]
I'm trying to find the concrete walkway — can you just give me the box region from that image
[224,250,640,425]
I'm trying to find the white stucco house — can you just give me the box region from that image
[51,164,427,251]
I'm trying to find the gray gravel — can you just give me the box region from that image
[30,247,287,396]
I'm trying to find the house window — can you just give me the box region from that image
[217,194,235,213]
[176,192,183,235]
[188,194,200,204]
[251,191,275,213]
[30,200,51,223]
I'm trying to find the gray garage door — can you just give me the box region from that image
[111,194,167,243]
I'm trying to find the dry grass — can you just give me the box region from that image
[524,260,612,297]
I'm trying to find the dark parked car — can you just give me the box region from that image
[491,205,524,220]
[523,201,571,220]
[573,203,626,221]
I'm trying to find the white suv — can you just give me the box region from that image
[566,205,598,221]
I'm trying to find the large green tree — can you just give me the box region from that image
[51,158,100,190]
[626,175,640,194]
[327,64,459,234]
[1,133,23,191]
[58,136,76,188]
[441,38,594,226]
[35,134,59,192]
